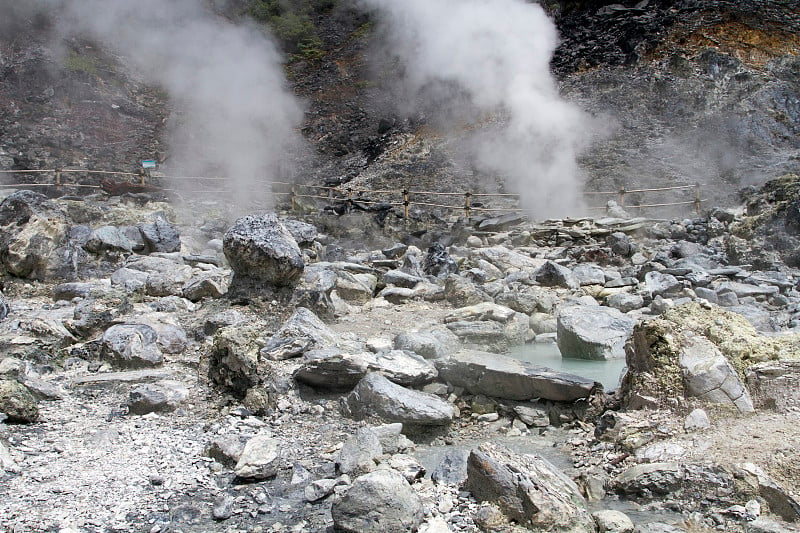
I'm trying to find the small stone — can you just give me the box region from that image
[684,408,711,431]
[212,494,234,521]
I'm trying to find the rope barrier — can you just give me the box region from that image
[2,167,706,219]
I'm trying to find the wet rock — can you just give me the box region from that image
[127,380,189,415]
[533,260,579,289]
[746,360,800,412]
[139,214,181,253]
[613,463,684,497]
[234,435,282,480]
[342,372,454,427]
[101,324,164,368]
[592,510,635,533]
[423,242,458,279]
[0,379,39,423]
[466,442,594,532]
[431,448,469,485]
[261,307,336,360]
[223,213,305,293]
[331,469,424,533]
[435,349,598,402]
[335,427,382,475]
[557,305,636,360]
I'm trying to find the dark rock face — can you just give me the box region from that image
[139,215,181,253]
[422,242,458,279]
[223,214,305,293]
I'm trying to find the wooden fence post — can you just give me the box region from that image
[139,168,147,186]
[290,186,296,211]
[402,189,409,220]
[618,186,626,207]
[694,183,701,215]
[54,168,62,187]
[464,191,472,220]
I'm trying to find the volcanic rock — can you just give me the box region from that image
[466,442,594,533]
[223,213,304,293]
[557,305,636,360]
[342,372,454,427]
[330,469,425,533]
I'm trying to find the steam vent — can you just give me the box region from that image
[2,1,800,531]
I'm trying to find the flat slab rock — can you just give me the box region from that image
[435,349,600,402]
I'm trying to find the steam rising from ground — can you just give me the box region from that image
[362,0,591,218]
[57,0,304,210]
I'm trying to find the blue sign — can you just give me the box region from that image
[142,160,157,169]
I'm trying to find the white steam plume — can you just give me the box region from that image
[362,0,591,218]
[58,0,304,210]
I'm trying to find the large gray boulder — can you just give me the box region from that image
[342,372,454,427]
[127,380,189,415]
[393,327,460,359]
[101,324,164,368]
[261,307,336,360]
[223,214,305,292]
[138,214,181,253]
[466,443,594,533]
[234,435,283,480]
[679,334,754,413]
[435,349,599,402]
[331,469,425,533]
[294,348,437,390]
[445,302,531,353]
[0,190,78,280]
[533,260,580,290]
[557,305,636,360]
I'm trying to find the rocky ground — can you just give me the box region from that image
[2,175,800,532]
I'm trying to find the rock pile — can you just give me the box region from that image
[1,185,800,532]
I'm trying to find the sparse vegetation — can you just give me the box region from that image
[247,0,335,60]
[64,50,99,76]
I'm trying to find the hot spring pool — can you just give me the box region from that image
[508,342,627,391]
